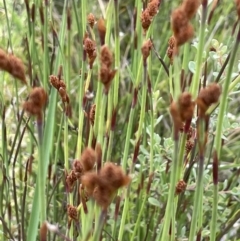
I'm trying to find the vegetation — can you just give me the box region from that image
[0,0,240,241]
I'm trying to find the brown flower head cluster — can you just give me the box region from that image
[97,17,106,45]
[141,0,161,35]
[100,45,117,94]
[67,204,78,222]
[23,87,47,121]
[185,139,194,156]
[196,83,221,117]
[87,13,95,28]
[81,163,130,210]
[171,0,200,49]
[175,180,187,195]
[0,48,26,84]
[180,124,195,156]
[236,0,240,19]
[170,92,195,139]
[141,39,152,64]
[49,75,71,117]
[89,104,96,126]
[84,36,97,69]
[66,147,97,192]
[167,36,176,64]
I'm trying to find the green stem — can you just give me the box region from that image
[76,0,86,157]
[37,119,46,223]
[159,139,179,241]
[211,25,240,241]
[190,3,208,99]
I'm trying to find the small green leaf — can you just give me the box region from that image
[188,61,196,74]
[211,39,219,49]
[148,197,161,207]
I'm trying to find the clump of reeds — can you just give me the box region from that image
[0,48,26,84]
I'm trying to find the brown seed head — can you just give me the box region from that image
[58,87,69,103]
[168,35,176,49]
[59,80,66,89]
[175,180,187,195]
[93,184,112,210]
[100,45,113,68]
[80,147,96,172]
[178,92,195,122]
[66,170,79,192]
[175,23,194,46]
[167,47,174,64]
[23,87,47,119]
[197,83,221,116]
[182,0,201,20]
[8,54,26,84]
[170,101,182,134]
[171,8,188,36]
[89,104,96,126]
[141,39,152,62]
[84,37,96,57]
[0,49,26,84]
[81,172,99,195]
[99,163,130,191]
[73,160,84,174]
[87,13,95,28]
[141,9,152,34]
[147,0,160,17]
[185,140,194,155]
[171,8,194,47]
[67,204,78,221]
[97,17,106,45]
[49,75,60,90]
